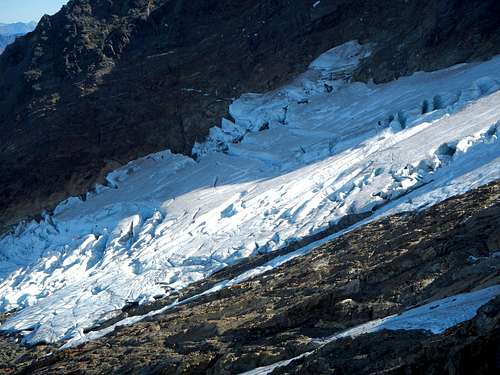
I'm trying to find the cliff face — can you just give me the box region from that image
[0,0,499,229]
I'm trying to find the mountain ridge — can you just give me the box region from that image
[0,21,36,54]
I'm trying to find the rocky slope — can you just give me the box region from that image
[0,180,498,374]
[1,0,500,231]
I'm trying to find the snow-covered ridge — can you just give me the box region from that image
[1,41,500,345]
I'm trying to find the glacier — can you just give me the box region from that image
[1,41,500,345]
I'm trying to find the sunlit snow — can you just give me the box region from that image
[1,41,500,345]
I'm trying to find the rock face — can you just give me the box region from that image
[0,0,500,230]
[1,181,499,374]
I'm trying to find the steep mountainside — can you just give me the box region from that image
[0,0,499,230]
[0,1,499,372]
